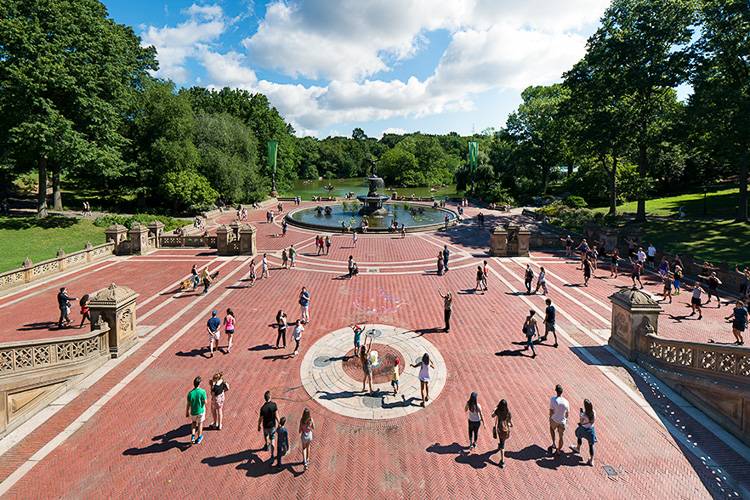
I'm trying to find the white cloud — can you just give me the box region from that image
[141,3,226,83]
[382,127,406,136]
[144,0,610,135]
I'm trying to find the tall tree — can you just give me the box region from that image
[581,0,695,221]
[0,0,156,216]
[689,0,750,222]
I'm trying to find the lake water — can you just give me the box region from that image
[281,178,460,200]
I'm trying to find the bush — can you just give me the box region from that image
[161,170,218,212]
[564,195,588,208]
[478,182,515,205]
[94,214,188,232]
[537,202,599,232]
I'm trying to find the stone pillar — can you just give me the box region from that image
[56,248,66,271]
[506,223,519,256]
[128,223,150,255]
[608,288,662,361]
[105,224,128,254]
[517,226,530,257]
[84,241,94,262]
[22,257,33,284]
[490,226,508,257]
[88,283,138,358]
[239,224,257,255]
[147,221,165,248]
[216,225,231,256]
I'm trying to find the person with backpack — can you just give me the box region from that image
[492,399,512,468]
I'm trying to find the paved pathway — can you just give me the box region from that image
[0,203,747,499]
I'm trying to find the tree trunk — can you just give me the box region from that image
[541,165,549,194]
[52,164,63,211]
[608,155,618,216]
[636,143,647,222]
[737,151,748,223]
[37,157,48,218]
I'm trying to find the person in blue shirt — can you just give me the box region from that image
[207,310,221,358]
[542,298,558,347]
[276,416,289,467]
[442,246,450,273]
[299,287,311,322]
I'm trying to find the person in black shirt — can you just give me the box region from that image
[258,390,279,458]
[57,287,77,328]
[524,265,534,294]
[725,300,747,345]
[698,271,722,307]
[583,257,592,287]
[542,298,558,347]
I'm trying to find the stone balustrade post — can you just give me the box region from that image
[216,225,231,256]
[56,248,66,271]
[147,221,165,248]
[608,288,662,361]
[84,242,94,262]
[22,257,33,284]
[490,226,508,257]
[239,224,257,255]
[105,224,128,255]
[88,283,138,358]
[127,223,150,255]
[517,227,530,257]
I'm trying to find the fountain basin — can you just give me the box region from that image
[285,202,457,232]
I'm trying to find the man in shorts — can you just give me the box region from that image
[542,298,558,348]
[549,384,569,456]
[646,243,657,269]
[351,323,364,357]
[258,390,279,458]
[725,300,747,345]
[186,376,207,444]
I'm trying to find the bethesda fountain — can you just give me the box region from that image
[357,159,390,216]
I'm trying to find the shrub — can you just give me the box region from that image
[563,195,588,208]
[161,170,218,212]
[94,214,188,232]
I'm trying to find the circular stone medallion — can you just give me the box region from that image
[300,324,447,420]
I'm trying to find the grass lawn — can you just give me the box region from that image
[0,216,105,273]
[589,187,749,265]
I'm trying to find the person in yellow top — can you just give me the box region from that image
[391,358,400,396]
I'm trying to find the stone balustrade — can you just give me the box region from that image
[0,242,115,292]
[645,335,750,382]
[159,234,218,248]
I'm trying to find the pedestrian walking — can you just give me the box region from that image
[576,239,590,269]
[400,224,406,238]
[411,353,435,407]
[276,417,289,467]
[542,298,558,347]
[582,256,592,287]
[631,260,644,289]
[571,399,597,466]
[475,265,485,293]
[673,264,683,295]
[736,266,750,299]
[191,264,200,290]
[352,231,358,247]
[725,300,747,345]
[699,272,722,307]
[299,287,311,322]
[325,235,331,254]
[360,335,374,393]
[439,289,452,332]
[201,267,212,294]
[186,376,207,444]
[391,358,400,396]
[646,243,657,269]
[492,399,512,468]
[261,253,270,279]
[437,252,444,276]
[658,257,670,279]
[78,294,91,329]
[661,274,673,304]
[281,248,289,269]
[482,260,489,291]
[351,323,364,356]
[276,310,288,349]
[209,372,229,430]
[57,287,77,328]
[522,310,538,358]
[610,248,620,278]
[258,391,279,459]
[444,214,449,231]
[442,245,450,272]
[315,236,322,255]
[561,235,574,257]
[281,219,288,237]
[524,264,534,294]
[248,259,257,287]
[292,319,305,357]
[299,408,315,470]
[534,267,548,295]
[223,308,236,353]
[207,310,221,358]
[689,284,704,319]
[289,245,297,268]
[465,392,485,450]
[548,384,569,456]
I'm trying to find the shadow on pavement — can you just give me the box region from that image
[122,424,192,455]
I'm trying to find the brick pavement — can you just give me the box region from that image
[0,205,747,499]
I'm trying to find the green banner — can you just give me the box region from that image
[468,141,478,169]
[267,140,278,171]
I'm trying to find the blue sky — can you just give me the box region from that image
[103,0,612,138]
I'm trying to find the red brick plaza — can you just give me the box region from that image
[0,204,748,499]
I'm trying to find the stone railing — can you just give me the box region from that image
[159,235,217,248]
[646,335,750,383]
[0,242,115,292]
[0,326,110,377]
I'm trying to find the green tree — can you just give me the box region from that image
[162,170,218,212]
[0,0,156,216]
[689,0,750,222]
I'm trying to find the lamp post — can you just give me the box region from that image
[268,140,279,197]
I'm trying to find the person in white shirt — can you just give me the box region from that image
[291,319,305,357]
[636,247,647,265]
[572,399,597,466]
[549,384,570,456]
[646,243,657,269]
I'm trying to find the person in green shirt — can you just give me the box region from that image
[186,376,207,444]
